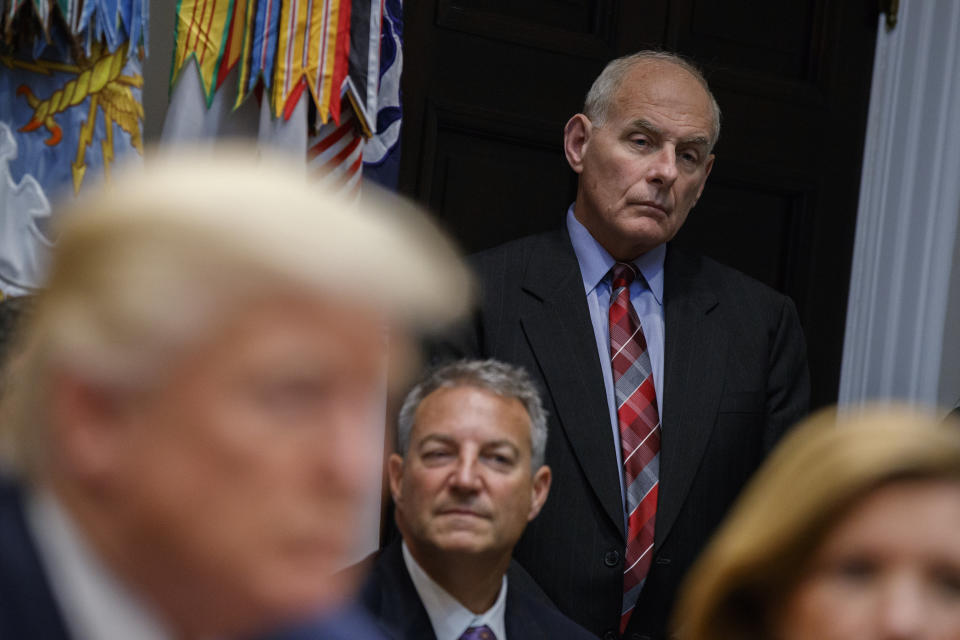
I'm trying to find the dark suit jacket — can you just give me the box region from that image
[359,540,596,640]
[431,229,810,639]
[0,481,72,640]
[0,479,387,640]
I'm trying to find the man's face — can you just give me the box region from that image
[565,60,716,261]
[389,385,551,565]
[74,294,386,634]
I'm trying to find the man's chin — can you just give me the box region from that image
[620,216,670,239]
[430,529,493,555]
[625,202,669,219]
[602,216,677,259]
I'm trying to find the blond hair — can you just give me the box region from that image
[0,146,473,478]
[673,405,960,640]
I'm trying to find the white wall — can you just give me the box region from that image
[840,0,960,413]
[938,202,960,410]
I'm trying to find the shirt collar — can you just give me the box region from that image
[25,488,175,640]
[566,204,665,305]
[402,541,508,640]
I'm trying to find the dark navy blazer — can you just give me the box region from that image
[0,480,386,640]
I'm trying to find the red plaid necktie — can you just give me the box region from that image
[609,262,660,634]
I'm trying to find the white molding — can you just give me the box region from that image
[839,0,960,409]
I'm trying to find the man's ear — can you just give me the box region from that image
[563,114,592,174]
[527,465,552,522]
[48,371,132,483]
[695,154,716,201]
[387,453,406,504]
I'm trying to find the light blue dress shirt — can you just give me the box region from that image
[565,205,665,525]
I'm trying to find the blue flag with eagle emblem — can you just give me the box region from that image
[0,0,146,298]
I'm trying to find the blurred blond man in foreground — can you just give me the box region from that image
[0,148,471,640]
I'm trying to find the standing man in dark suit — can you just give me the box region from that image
[433,51,810,639]
[361,359,595,640]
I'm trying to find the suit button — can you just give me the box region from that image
[604,550,620,567]
[602,631,618,640]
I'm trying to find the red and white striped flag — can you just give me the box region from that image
[308,107,364,197]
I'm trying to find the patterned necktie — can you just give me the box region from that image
[609,262,661,634]
[459,625,497,640]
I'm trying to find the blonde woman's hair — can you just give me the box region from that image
[0,145,473,479]
[673,404,960,640]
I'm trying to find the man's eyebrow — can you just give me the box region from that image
[417,434,522,456]
[483,439,521,453]
[418,433,455,447]
[680,135,711,148]
[629,119,661,135]
[629,120,711,148]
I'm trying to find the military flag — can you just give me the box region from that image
[0,0,147,297]
[165,0,402,196]
[362,0,402,188]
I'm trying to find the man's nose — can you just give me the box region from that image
[450,453,483,491]
[647,145,679,186]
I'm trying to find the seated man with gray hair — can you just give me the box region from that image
[360,359,594,640]
[0,147,471,640]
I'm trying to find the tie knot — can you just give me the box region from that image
[610,262,638,289]
[459,625,496,640]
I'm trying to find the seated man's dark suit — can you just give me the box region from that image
[432,229,810,639]
[359,540,596,640]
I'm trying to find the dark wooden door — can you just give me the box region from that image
[399,1,879,409]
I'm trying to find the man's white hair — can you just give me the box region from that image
[583,50,722,149]
[396,359,549,470]
[0,146,473,478]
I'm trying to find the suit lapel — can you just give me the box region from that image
[504,588,545,639]
[656,246,724,549]
[368,542,437,640]
[518,231,624,537]
[0,484,72,640]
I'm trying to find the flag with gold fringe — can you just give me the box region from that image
[169,0,235,106]
[168,0,355,123]
[165,0,401,196]
[270,0,352,123]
